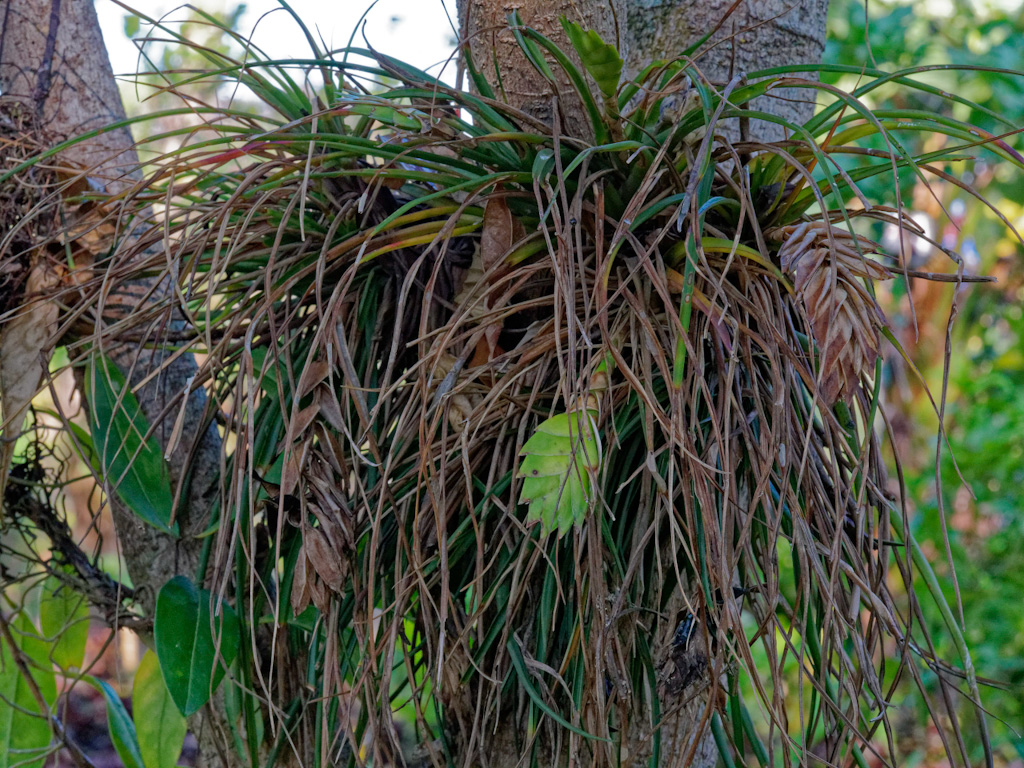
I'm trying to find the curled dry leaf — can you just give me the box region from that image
[457,191,524,365]
[304,524,346,593]
[771,220,893,405]
[432,353,483,432]
[290,543,311,616]
[296,451,355,601]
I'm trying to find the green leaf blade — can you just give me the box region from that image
[88,676,146,768]
[561,19,622,99]
[86,355,178,536]
[0,616,58,768]
[155,576,241,717]
[134,652,188,768]
[39,576,89,671]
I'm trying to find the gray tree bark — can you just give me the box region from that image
[457,0,828,142]
[619,0,829,139]
[1,2,224,764]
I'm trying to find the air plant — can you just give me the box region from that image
[4,5,1023,768]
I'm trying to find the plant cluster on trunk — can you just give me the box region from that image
[1,3,1016,768]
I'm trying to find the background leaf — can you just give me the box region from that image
[0,615,57,768]
[155,576,241,716]
[39,576,89,671]
[133,651,187,768]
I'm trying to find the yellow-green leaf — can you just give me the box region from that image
[561,19,623,99]
[518,409,601,536]
[133,652,187,768]
[0,615,57,768]
[39,576,89,671]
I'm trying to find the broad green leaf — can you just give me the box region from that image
[133,652,187,768]
[518,409,601,536]
[561,19,622,99]
[85,355,178,536]
[39,576,89,671]
[155,576,241,716]
[0,615,57,768]
[88,676,145,768]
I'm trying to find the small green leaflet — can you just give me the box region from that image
[518,409,601,536]
[86,354,178,536]
[561,19,622,99]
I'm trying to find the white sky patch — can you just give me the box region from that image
[95,0,461,85]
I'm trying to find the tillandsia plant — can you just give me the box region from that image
[2,4,1023,768]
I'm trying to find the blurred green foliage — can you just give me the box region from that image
[829,0,1024,763]
[908,302,1024,764]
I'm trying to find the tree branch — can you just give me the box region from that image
[3,470,146,632]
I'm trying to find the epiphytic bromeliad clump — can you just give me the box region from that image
[5,8,1023,768]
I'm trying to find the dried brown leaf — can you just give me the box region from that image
[290,544,312,616]
[773,221,893,404]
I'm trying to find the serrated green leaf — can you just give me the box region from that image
[86,355,178,536]
[518,473,565,500]
[88,676,145,768]
[0,615,57,768]
[561,19,622,99]
[155,576,241,717]
[521,451,577,478]
[133,652,187,768]
[518,409,601,536]
[39,576,89,671]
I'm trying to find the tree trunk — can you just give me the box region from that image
[618,0,829,140]
[454,1,829,766]
[458,0,827,142]
[0,3,226,765]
